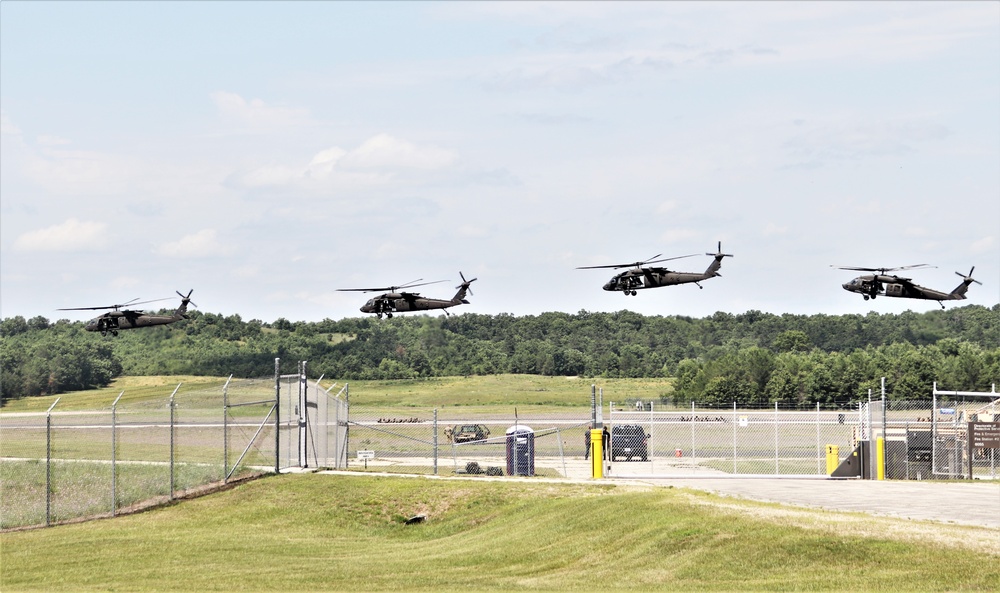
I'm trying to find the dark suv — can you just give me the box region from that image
[610,424,649,461]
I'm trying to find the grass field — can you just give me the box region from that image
[3,473,997,592]
[0,374,673,413]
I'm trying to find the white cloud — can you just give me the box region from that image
[783,118,951,164]
[36,135,72,147]
[656,200,679,215]
[110,276,142,291]
[232,134,457,191]
[660,228,700,244]
[232,265,260,279]
[763,223,788,236]
[155,229,233,258]
[340,134,457,170]
[969,236,996,255]
[458,225,490,238]
[13,219,108,252]
[210,91,310,129]
[0,111,22,136]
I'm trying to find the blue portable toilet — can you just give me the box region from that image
[505,425,535,476]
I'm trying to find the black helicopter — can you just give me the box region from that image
[834,265,980,308]
[577,242,733,295]
[338,272,477,319]
[59,290,196,336]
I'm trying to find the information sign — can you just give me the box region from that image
[970,422,1000,448]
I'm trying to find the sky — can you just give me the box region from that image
[2,1,998,324]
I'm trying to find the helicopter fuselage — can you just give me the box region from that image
[361,294,462,315]
[85,311,188,336]
[603,269,713,292]
[842,275,967,303]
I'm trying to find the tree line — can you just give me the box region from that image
[2,305,997,406]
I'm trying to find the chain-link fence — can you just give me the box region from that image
[606,401,859,477]
[344,408,591,478]
[0,380,275,529]
[869,386,1000,481]
[5,376,995,529]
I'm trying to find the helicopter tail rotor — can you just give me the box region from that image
[176,289,198,309]
[457,271,477,296]
[955,267,981,285]
[706,241,733,258]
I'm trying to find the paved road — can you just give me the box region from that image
[612,476,1000,529]
[328,456,1000,529]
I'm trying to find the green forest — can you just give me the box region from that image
[2,305,998,407]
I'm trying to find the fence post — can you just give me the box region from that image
[45,397,60,527]
[274,358,281,473]
[932,383,937,479]
[223,375,232,483]
[169,383,180,500]
[111,391,123,516]
[298,361,308,468]
[774,401,779,475]
[815,402,821,475]
[556,428,567,477]
[880,378,887,480]
[433,409,439,476]
[690,401,695,462]
[732,401,737,474]
[345,383,350,469]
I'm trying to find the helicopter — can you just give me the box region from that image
[577,242,733,295]
[834,265,980,308]
[337,272,477,319]
[59,290,196,336]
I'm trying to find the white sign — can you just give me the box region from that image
[739,416,749,428]
[357,450,375,460]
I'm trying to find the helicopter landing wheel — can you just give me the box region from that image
[631,290,638,296]
[376,313,383,319]
[386,312,393,319]
[863,295,869,301]
[111,330,118,336]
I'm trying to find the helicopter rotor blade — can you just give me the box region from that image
[833,264,934,274]
[644,253,699,266]
[58,297,173,312]
[577,252,698,270]
[337,279,447,293]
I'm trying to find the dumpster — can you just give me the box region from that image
[505,425,535,476]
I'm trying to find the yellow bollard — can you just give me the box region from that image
[591,428,604,478]
[825,444,839,475]
[876,437,885,480]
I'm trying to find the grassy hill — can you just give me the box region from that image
[3,473,997,592]
[0,374,673,413]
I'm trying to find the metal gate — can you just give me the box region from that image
[607,402,858,477]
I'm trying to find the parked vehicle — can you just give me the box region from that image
[610,424,649,461]
[444,423,491,444]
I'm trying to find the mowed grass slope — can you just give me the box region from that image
[4,474,997,592]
